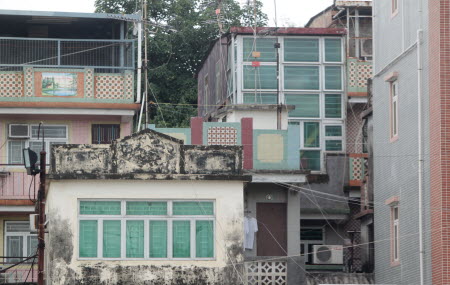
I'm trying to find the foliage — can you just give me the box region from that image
[95,0,267,127]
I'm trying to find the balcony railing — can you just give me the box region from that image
[0,171,38,200]
[347,58,372,97]
[0,256,37,284]
[0,37,135,71]
[348,153,368,187]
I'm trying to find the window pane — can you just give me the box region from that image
[80,201,121,215]
[196,221,214,258]
[325,126,342,137]
[126,202,167,215]
[300,150,321,171]
[173,221,191,258]
[103,220,121,258]
[284,66,320,90]
[150,221,167,258]
[7,236,23,263]
[29,141,45,164]
[79,220,97,258]
[31,125,66,139]
[300,229,323,241]
[8,140,25,164]
[243,38,277,62]
[243,93,277,104]
[92,124,120,144]
[27,236,38,258]
[284,39,319,62]
[325,140,343,151]
[304,122,320,148]
[325,39,342,62]
[325,94,342,118]
[6,222,30,232]
[126,220,144,258]
[285,94,319,118]
[325,66,342,90]
[173,202,214,216]
[243,66,277,89]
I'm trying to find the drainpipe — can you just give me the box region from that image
[417,0,424,283]
[136,20,143,104]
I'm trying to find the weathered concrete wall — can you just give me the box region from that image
[45,180,245,285]
[306,272,374,285]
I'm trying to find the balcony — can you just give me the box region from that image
[347,58,372,97]
[0,171,38,201]
[348,153,368,187]
[0,37,136,104]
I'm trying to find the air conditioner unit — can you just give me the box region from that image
[313,245,344,265]
[360,39,373,57]
[8,124,30,138]
[30,214,38,232]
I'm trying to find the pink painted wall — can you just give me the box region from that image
[71,121,90,144]
[121,121,132,137]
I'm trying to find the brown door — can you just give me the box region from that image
[256,203,287,256]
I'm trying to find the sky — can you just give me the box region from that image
[0,0,334,27]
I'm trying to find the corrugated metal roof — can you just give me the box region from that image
[335,1,372,7]
[0,9,140,21]
[230,27,346,36]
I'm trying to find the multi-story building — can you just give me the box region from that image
[0,9,141,281]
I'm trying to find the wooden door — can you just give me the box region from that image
[256,203,287,256]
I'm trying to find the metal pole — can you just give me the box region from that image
[144,0,149,128]
[37,149,46,285]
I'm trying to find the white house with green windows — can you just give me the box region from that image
[45,130,249,284]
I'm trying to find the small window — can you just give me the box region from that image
[243,66,277,90]
[324,66,342,90]
[304,122,320,148]
[390,81,399,139]
[91,124,120,144]
[284,38,319,62]
[325,125,344,152]
[285,94,320,118]
[5,221,38,264]
[324,94,342,118]
[284,66,320,90]
[324,39,342,62]
[391,206,400,262]
[8,140,25,164]
[243,38,277,62]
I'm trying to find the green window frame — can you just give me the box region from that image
[324,38,342,62]
[78,200,215,260]
[285,94,320,118]
[243,66,277,90]
[243,38,277,62]
[324,125,344,152]
[284,38,319,62]
[284,66,320,90]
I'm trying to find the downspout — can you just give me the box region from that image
[136,20,143,104]
[417,0,424,283]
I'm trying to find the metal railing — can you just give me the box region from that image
[0,171,38,200]
[0,256,37,284]
[0,37,135,71]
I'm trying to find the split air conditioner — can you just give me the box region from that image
[313,245,344,265]
[360,39,373,57]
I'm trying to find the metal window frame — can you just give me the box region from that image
[4,221,37,264]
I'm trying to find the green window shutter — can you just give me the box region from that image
[325,140,343,151]
[173,221,191,258]
[103,220,121,258]
[304,122,320,148]
[325,66,342,90]
[173,202,214,215]
[150,221,167,258]
[325,94,342,118]
[243,66,277,89]
[325,126,342,137]
[325,39,342,62]
[79,220,97,258]
[300,150,321,171]
[80,201,121,215]
[126,220,144,258]
[243,38,277,62]
[284,39,319,62]
[284,66,320,90]
[243,93,278,104]
[196,221,214,258]
[126,202,167,215]
[285,94,320,118]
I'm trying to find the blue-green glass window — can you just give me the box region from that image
[173,221,191,258]
[284,66,320,90]
[79,220,97,258]
[325,94,342,118]
[325,39,342,62]
[325,140,343,151]
[80,201,121,215]
[196,221,214,258]
[284,38,319,62]
[285,94,320,118]
[126,202,167,215]
[304,122,320,148]
[243,93,277,104]
[324,66,342,90]
[300,150,321,171]
[103,220,121,258]
[243,38,277,62]
[243,66,277,89]
[150,221,167,258]
[126,220,144,258]
[173,202,214,215]
[325,126,342,137]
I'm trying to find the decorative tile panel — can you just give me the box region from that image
[95,74,124,99]
[350,156,366,181]
[246,261,287,285]
[0,72,23,97]
[24,67,34,97]
[84,68,94,98]
[347,58,373,94]
[207,126,238,145]
[123,71,134,100]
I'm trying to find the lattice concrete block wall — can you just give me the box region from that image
[0,72,23,97]
[94,74,125,99]
[246,261,287,285]
[207,126,238,145]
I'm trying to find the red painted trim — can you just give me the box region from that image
[0,102,140,110]
[348,153,369,158]
[348,92,368,97]
[241,117,253,170]
[190,117,203,145]
[349,180,362,187]
[0,199,34,206]
[230,27,346,36]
